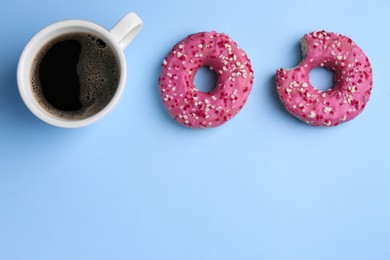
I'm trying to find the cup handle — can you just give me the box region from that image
[110,12,143,50]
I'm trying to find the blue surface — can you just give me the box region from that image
[1,0,390,259]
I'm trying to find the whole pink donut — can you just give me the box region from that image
[276,30,373,127]
[159,32,254,128]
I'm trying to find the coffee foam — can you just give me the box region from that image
[31,32,120,120]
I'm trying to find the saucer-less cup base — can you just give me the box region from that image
[17,13,143,128]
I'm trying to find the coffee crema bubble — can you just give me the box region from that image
[31,32,120,120]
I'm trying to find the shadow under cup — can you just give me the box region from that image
[18,20,127,128]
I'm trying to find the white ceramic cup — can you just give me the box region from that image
[17,13,143,128]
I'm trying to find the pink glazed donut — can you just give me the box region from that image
[159,32,254,128]
[276,30,372,126]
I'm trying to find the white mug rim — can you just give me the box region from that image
[17,19,127,128]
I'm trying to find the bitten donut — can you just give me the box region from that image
[159,32,254,128]
[276,30,372,127]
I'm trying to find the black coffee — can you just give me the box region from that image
[31,32,120,120]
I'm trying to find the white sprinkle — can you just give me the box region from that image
[302,82,308,88]
[308,111,316,119]
[323,107,332,113]
[177,52,183,58]
[163,59,167,65]
[337,55,343,60]
[324,120,332,126]
[198,44,203,48]
[289,81,299,87]
[211,96,217,101]
[178,44,184,49]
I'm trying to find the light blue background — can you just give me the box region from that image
[1,0,389,259]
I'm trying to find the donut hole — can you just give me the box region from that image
[194,66,218,93]
[309,67,335,91]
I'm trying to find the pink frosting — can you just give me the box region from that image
[276,30,372,126]
[159,32,254,128]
